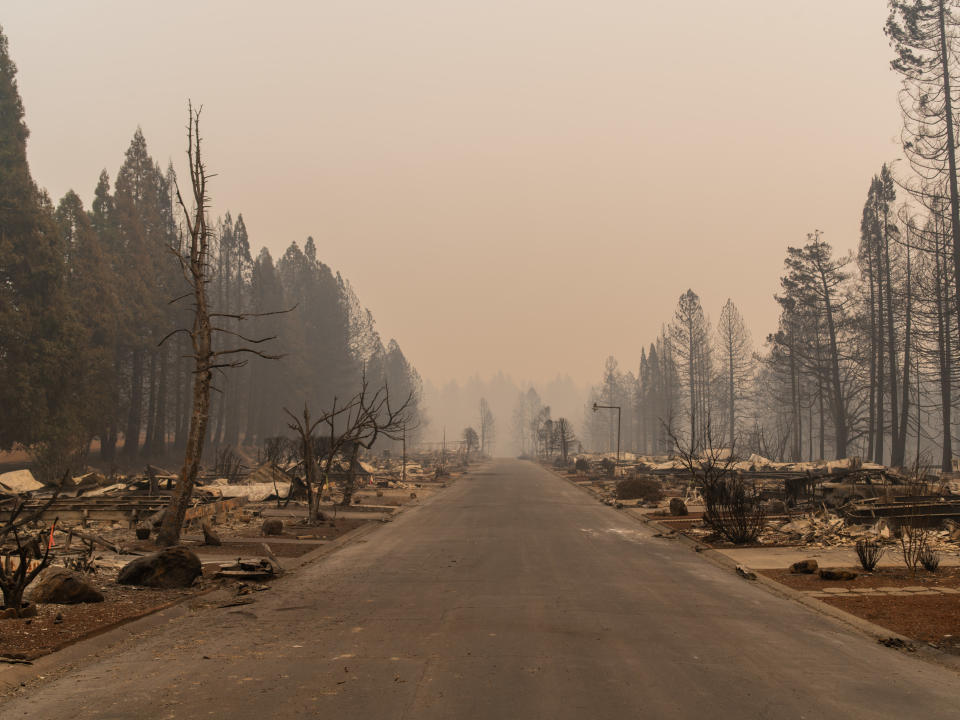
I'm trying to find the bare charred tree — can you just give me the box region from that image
[887,0,960,349]
[556,417,576,463]
[0,485,60,615]
[462,427,479,463]
[716,299,752,449]
[285,398,356,523]
[339,376,414,505]
[669,423,765,544]
[479,398,495,456]
[157,105,282,547]
[669,290,712,453]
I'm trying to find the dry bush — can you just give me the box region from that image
[213,446,243,484]
[614,475,664,502]
[703,478,766,545]
[855,538,884,572]
[899,521,930,577]
[899,458,933,577]
[920,546,941,573]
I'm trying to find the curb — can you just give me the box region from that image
[544,464,960,674]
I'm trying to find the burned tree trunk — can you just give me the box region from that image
[157,105,215,548]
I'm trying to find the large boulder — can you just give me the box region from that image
[791,559,818,574]
[117,546,202,588]
[31,567,104,604]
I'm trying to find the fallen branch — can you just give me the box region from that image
[63,527,125,554]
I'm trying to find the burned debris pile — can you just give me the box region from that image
[561,452,960,552]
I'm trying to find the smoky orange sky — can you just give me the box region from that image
[7,1,901,388]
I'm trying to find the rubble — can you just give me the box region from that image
[214,558,280,582]
[0,469,44,495]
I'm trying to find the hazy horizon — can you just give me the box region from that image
[5,1,901,388]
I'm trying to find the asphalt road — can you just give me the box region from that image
[3,458,960,719]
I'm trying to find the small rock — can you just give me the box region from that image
[736,565,757,581]
[261,519,283,537]
[54,613,63,624]
[31,567,105,604]
[669,498,688,516]
[0,603,37,619]
[791,559,819,574]
[117,546,202,589]
[819,568,857,581]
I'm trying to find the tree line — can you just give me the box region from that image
[581,3,960,472]
[0,26,423,478]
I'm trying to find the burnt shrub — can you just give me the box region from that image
[600,458,616,476]
[855,538,884,572]
[615,475,664,502]
[574,457,589,472]
[702,477,766,545]
[920,546,941,573]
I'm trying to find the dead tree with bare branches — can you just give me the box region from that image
[0,485,60,615]
[339,375,414,506]
[668,422,765,544]
[285,399,356,524]
[157,104,283,547]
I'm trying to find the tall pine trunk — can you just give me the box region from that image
[122,349,143,457]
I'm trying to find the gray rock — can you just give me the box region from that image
[791,559,818,574]
[261,518,283,536]
[117,546,202,588]
[31,567,104,604]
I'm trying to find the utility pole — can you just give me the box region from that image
[402,423,407,484]
[593,403,621,470]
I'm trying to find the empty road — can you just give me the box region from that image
[3,459,960,719]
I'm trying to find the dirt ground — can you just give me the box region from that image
[0,517,372,661]
[823,594,960,653]
[1,573,197,660]
[762,566,960,590]
[235,517,368,540]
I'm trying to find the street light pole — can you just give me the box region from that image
[592,402,621,469]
